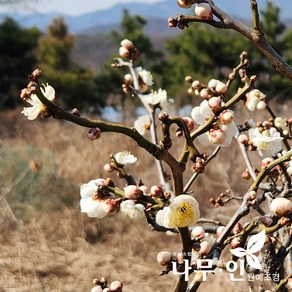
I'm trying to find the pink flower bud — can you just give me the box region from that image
[216,226,225,237]
[260,215,273,227]
[232,222,242,234]
[241,169,251,180]
[177,252,184,264]
[260,157,273,168]
[270,198,292,217]
[191,80,201,89]
[120,39,133,49]
[209,129,226,144]
[183,117,195,131]
[87,128,101,140]
[191,226,205,240]
[208,79,219,89]
[237,134,249,144]
[157,251,172,266]
[230,237,241,248]
[110,280,123,292]
[219,110,234,125]
[150,185,164,198]
[208,96,222,112]
[215,82,227,94]
[103,288,110,292]
[104,163,114,172]
[199,241,211,256]
[123,185,142,199]
[119,47,130,58]
[177,0,192,9]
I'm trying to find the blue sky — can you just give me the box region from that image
[0,0,161,15]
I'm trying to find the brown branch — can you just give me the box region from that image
[172,0,292,80]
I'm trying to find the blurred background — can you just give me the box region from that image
[0,0,291,290]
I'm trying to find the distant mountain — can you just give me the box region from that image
[0,0,291,34]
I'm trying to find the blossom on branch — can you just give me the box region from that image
[80,179,109,218]
[133,114,151,135]
[135,66,153,86]
[114,151,137,165]
[21,83,55,120]
[156,194,200,228]
[248,127,283,156]
[120,200,145,219]
[191,100,237,146]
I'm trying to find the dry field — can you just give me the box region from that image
[0,101,289,291]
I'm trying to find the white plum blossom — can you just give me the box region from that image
[135,66,153,86]
[21,94,43,120]
[80,179,108,218]
[248,127,283,157]
[120,200,145,219]
[114,151,137,165]
[191,100,237,146]
[191,100,214,124]
[156,194,200,228]
[21,83,55,120]
[133,114,151,135]
[143,88,167,105]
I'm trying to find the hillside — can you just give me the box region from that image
[0,0,291,34]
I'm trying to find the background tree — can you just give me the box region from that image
[95,10,164,115]
[0,17,40,108]
[37,17,105,111]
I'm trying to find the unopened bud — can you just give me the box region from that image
[110,280,123,292]
[183,117,195,131]
[119,47,130,58]
[191,80,201,89]
[31,68,42,79]
[177,0,192,9]
[232,222,242,234]
[185,75,193,83]
[208,96,222,112]
[241,169,250,180]
[199,88,209,99]
[191,226,205,240]
[150,185,164,198]
[270,198,292,217]
[260,157,273,168]
[157,251,172,266]
[120,39,133,49]
[195,3,212,19]
[104,163,114,172]
[219,110,234,125]
[215,82,227,94]
[237,134,249,144]
[123,185,142,199]
[87,128,101,140]
[209,129,226,144]
[230,237,242,248]
[124,74,133,84]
